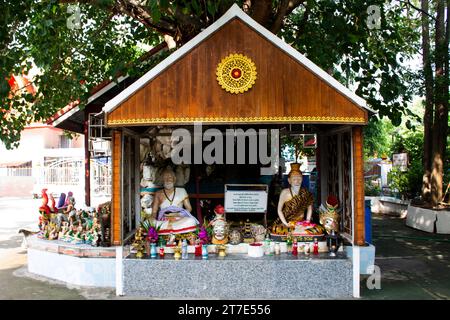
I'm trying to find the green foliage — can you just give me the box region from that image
[281,135,315,163]
[0,0,421,150]
[364,180,381,196]
[406,160,424,198]
[388,167,409,199]
[140,219,162,233]
[1,0,161,149]
[363,117,395,159]
[391,129,424,162]
[281,0,421,125]
[389,129,425,198]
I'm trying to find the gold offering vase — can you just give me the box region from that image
[217,245,227,257]
[174,247,182,260]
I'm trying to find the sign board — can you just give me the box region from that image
[224,184,268,213]
[393,153,408,171]
[303,134,317,148]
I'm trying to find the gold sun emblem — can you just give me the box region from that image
[216,53,257,94]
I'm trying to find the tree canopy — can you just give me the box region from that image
[1,0,421,149]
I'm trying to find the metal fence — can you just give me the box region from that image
[38,158,111,197]
[1,167,33,177]
[90,159,112,196]
[40,158,81,184]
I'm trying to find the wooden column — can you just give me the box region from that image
[352,126,365,246]
[112,130,122,246]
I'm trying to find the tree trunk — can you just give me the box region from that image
[430,0,448,207]
[421,0,433,203]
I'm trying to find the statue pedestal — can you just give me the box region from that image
[123,252,352,298]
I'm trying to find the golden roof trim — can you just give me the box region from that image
[107,116,366,125]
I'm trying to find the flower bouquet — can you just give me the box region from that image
[140,220,162,256]
[195,219,213,244]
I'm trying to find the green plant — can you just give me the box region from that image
[281,135,315,163]
[390,129,426,199]
[405,160,423,198]
[140,219,161,233]
[364,181,381,196]
[388,167,409,199]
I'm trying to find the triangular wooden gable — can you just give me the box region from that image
[105,7,368,126]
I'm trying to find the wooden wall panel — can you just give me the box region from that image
[111,130,122,246]
[352,126,365,246]
[108,19,368,126]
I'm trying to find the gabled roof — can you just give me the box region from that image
[47,75,128,127]
[104,4,371,116]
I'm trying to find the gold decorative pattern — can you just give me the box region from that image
[216,53,257,94]
[107,116,366,125]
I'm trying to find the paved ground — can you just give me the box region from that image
[0,197,449,299]
[361,213,450,299]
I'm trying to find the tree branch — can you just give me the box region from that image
[398,0,437,21]
[271,0,306,33]
[115,0,176,36]
[296,3,310,36]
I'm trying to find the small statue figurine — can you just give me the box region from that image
[210,205,229,245]
[72,224,84,244]
[58,221,69,241]
[211,219,229,245]
[242,219,254,243]
[319,195,341,235]
[65,196,77,224]
[228,228,243,245]
[48,223,58,240]
[209,204,226,226]
[38,189,51,230]
[250,224,266,242]
[132,227,146,259]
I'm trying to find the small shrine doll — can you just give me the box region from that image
[210,205,229,245]
[58,222,69,241]
[211,219,229,245]
[48,223,58,240]
[319,195,341,235]
[209,204,226,227]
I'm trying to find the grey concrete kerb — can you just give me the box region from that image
[406,205,450,234]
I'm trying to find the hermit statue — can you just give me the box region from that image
[150,169,199,235]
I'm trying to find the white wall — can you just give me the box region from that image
[0,125,85,197]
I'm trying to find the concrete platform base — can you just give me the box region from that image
[368,196,409,218]
[122,253,353,299]
[27,236,116,287]
[345,244,375,275]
